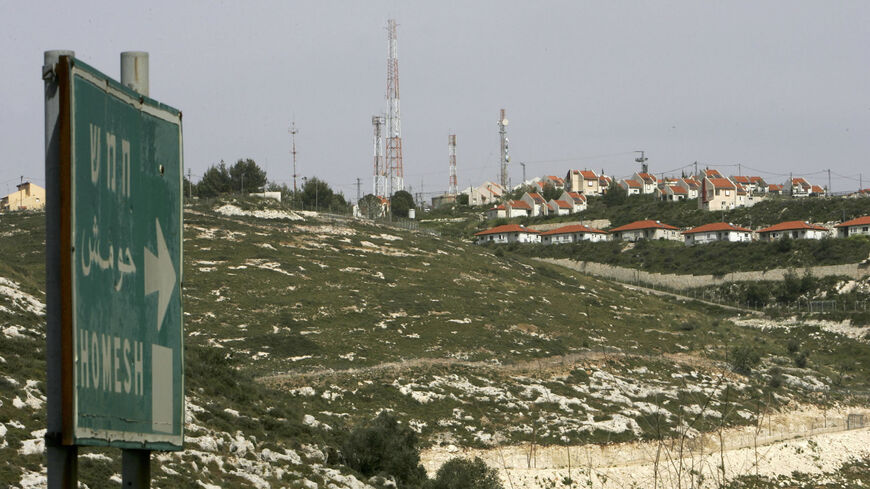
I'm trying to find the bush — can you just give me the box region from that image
[794,352,809,368]
[786,338,801,354]
[730,345,761,375]
[767,366,784,388]
[427,457,504,489]
[342,412,427,488]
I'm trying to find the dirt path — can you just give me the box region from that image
[421,406,870,489]
[256,350,724,387]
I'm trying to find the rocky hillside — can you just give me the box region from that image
[1,198,868,488]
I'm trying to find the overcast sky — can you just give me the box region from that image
[2,1,868,198]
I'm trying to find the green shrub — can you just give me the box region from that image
[730,345,761,375]
[427,457,504,489]
[341,412,427,488]
[786,338,800,354]
[794,352,809,368]
[767,367,784,388]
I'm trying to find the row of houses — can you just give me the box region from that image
[474,216,870,246]
[484,190,588,220]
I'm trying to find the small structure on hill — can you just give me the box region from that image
[474,224,540,244]
[609,220,680,242]
[0,182,45,212]
[539,224,608,245]
[835,216,870,238]
[683,222,752,245]
[757,221,828,241]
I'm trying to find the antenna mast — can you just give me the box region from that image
[289,122,298,192]
[498,109,509,189]
[385,19,404,196]
[448,134,458,195]
[372,115,386,196]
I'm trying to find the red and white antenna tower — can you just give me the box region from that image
[448,134,458,195]
[385,19,404,195]
[372,115,386,197]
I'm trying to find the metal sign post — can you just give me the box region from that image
[45,51,184,488]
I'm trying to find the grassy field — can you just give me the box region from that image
[1,199,868,488]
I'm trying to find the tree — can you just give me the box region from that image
[301,177,334,211]
[428,457,504,489]
[359,194,385,218]
[229,158,267,193]
[456,193,469,206]
[182,175,198,199]
[342,412,427,489]
[391,190,415,218]
[541,183,560,202]
[603,181,627,206]
[197,161,232,198]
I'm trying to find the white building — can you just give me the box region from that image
[835,216,870,238]
[757,221,829,241]
[609,220,681,241]
[683,222,753,245]
[474,224,541,244]
[539,224,608,245]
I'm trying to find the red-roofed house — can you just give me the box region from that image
[566,169,600,195]
[485,204,506,220]
[559,191,588,213]
[544,175,565,189]
[632,172,658,194]
[619,179,642,195]
[810,185,826,197]
[463,181,505,206]
[548,199,573,216]
[675,177,701,199]
[790,178,812,197]
[506,200,532,218]
[848,189,870,198]
[703,169,725,179]
[521,192,550,217]
[609,220,680,241]
[474,224,541,244]
[656,185,688,202]
[732,176,767,194]
[540,224,608,245]
[835,216,870,238]
[757,221,829,241]
[700,176,740,211]
[768,184,785,195]
[683,222,753,245]
[599,175,613,192]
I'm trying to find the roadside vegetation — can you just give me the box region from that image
[500,236,870,276]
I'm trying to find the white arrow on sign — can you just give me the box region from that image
[145,218,176,332]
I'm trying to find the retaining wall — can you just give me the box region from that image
[538,258,870,290]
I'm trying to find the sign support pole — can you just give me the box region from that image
[45,49,78,489]
[119,50,152,488]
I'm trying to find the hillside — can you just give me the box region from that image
[1,199,869,488]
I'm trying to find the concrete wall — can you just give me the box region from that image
[537,258,869,290]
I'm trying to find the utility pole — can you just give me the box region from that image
[827,169,831,195]
[289,122,298,193]
[789,172,793,196]
[356,178,361,203]
[694,161,698,178]
[520,162,526,184]
[241,173,245,195]
[187,168,192,199]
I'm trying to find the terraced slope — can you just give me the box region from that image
[1,199,868,488]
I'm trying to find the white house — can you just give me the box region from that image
[757,221,829,241]
[609,220,681,241]
[548,199,573,216]
[485,204,506,220]
[521,192,550,217]
[566,169,601,195]
[683,222,753,245]
[558,191,587,213]
[474,224,541,244]
[462,181,505,206]
[619,179,642,195]
[675,177,701,199]
[632,172,658,194]
[539,224,608,245]
[656,185,688,201]
[835,216,870,238]
[506,200,532,218]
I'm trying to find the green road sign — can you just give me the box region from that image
[59,58,183,450]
